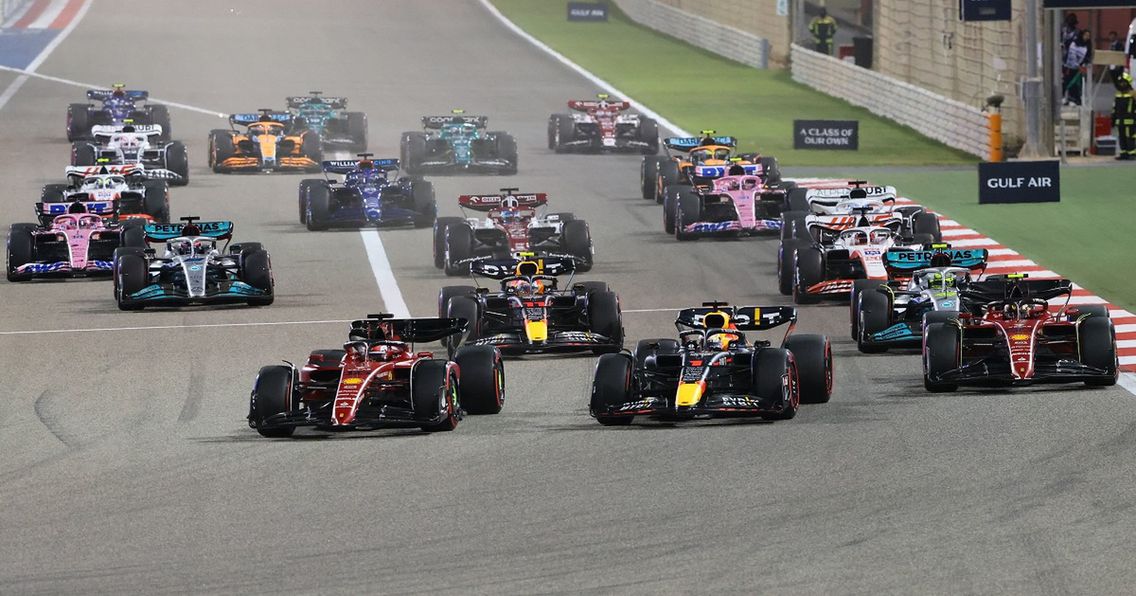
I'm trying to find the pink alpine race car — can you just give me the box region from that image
[7,204,146,281]
[663,165,795,240]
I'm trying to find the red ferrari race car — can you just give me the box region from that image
[248,314,505,437]
[433,188,594,275]
[547,93,658,154]
[923,275,1119,391]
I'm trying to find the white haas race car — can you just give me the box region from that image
[778,219,933,305]
[38,164,170,225]
[70,123,189,186]
[780,181,941,243]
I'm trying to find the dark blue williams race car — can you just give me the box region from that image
[285,92,368,152]
[400,110,517,175]
[67,84,171,142]
[297,154,436,231]
[112,217,273,310]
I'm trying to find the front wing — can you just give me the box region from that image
[123,281,269,307]
[682,219,782,236]
[594,391,787,421]
[469,330,618,354]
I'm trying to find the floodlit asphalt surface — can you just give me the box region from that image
[1,2,1134,594]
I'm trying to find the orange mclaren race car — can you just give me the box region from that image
[209,109,321,173]
[640,130,782,203]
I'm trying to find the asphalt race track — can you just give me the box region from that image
[2,2,1135,594]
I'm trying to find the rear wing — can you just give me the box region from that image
[90,124,163,138]
[693,164,762,179]
[422,115,488,129]
[36,200,116,218]
[230,112,293,126]
[458,192,547,212]
[349,314,467,344]
[567,99,630,111]
[961,276,1073,304]
[675,304,797,331]
[469,255,575,279]
[143,220,234,242]
[65,164,143,179]
[884,247,989,273]
[664,135,737,151]
[87,89,148,102]
[286,95,347,109]
[322,158,399,174]
[805,184,897,202]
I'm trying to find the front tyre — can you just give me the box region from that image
[250,365,296,438]
[591,353,634,426]
[455,345,504,415]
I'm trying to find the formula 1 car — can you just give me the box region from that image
[641,131,782,203]
[112,217,273,310]
[70,122,188,186]
[285,91,367,151]
[247,314,504,437]
[778,209,937,303]
[663,163,795,240]
[923,275,1118,391]
[438,255,622,355]
[589,302,833,425]
[67,84,171,142]
[297,154,435,230]
[851,245,989,352]
[547,93,658,154]
[6,203,147,281]
[39,164,170,224]
[209,110,321,173]
[400,110,517,175]
[780,181,941,242]
[434,189,593,275]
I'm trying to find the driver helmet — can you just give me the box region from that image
[370,344,393,361]
[345,340,369,362]
[509,279,533,295]
[170,239,193,256]
[1001,303,1020,319]
[689,148,711,164]
[111,86,126,98]
[869,229,891,244]
[500,196,522,224]
[192,239,212,256]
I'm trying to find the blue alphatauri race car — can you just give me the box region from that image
[400,110,517,175]
[67,83,171,142]
[298,154,436,230]
[285,92,367,152]
[112,217,273,310]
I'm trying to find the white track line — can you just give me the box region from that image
[0,319,353,336]
[1120,373,1136,395]
[0,0,92,113]
[478,0,689,137]
[360,230,410,318]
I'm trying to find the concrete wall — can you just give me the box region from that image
[612,0,790,67]
[791,44,990,158]
[874,0,1027,147]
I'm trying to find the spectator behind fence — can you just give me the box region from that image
[1063,29,1093,106]
[810,8,837,56]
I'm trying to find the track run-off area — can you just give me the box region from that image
[2,2,1135,594]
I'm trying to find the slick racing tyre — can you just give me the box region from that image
[1080,315,1118,386]
[250,365,295,438]
[412,360,459,432]
[142,180,170,223]
[784,334,832,404]
[754,348,799,420]
[662,186,682,234]
[71,143,97,166]
[591,353,634,426]
[438,285,476,318]
[148,105,172,141]
[6,224,36,282]
[674,189,701,241]
[433,217,464,269]
[777,238,809,296]
[209,129,235,172]
[164,141,190,186]
[412,180,437,228]
[588,290,623,354]
[300,131,322,168]
[115,252,148,310]
[119,221,147,249]
[784,187,810,213]
[345,111,368,152]
[912,211,942,243]
[562,220,593,272]
[495,133,518,174]
[444,224,475,276]
[759,156,781,185]
[856,289,891,354]
[923,323,960,392]
[305,183,331,231]
[641,156,663,201]
[638,118,659,154]
[792,245,824,305]
[850,279,882,340]
[401,132,427,175]
[454,345,505,415]
[780,210,809,241]
[297,179,322,224]
[657,160,679,204]
[41,183,68,204]
[241,249,274,307]
[67,103,91,141]
[446,296,483,346]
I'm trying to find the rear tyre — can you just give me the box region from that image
[495,133,518,174]
[67,103,91,141]
[591,353,634,426]
[250,365,295,438]
[780,210,809,241]
[856,289,891,353]
[753,348,798,420]
[444,223,475,276]
[164,141,190,186]
[6,224,36,282]
[241,249,274,306]
[1080,316,1118,386]
[638,118,659,154]
[562,219,593,272]
[438,285,477,318]
[345,111,368,152]
[142,180,170,222]
[912,211,942,242]
[785,334,832,404]
[674,189,701,241]
[411,180,437,228]
[588,290,623,354]
[446,296,482,347]
[412,361,458,432]
[119,221,147,248]
[305,183,331,231]
[641,156,662,201]
[923,323,960,392]
[792,245,824,305]
[71,143,97,166]
[401,132,427,175]
[785,187,810,213]
[148,105,172,141]
[657,160,679,204]
[455,345,504,415]
[759,156,781,185]
[433,217,464,269]
[41,184,68,203]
